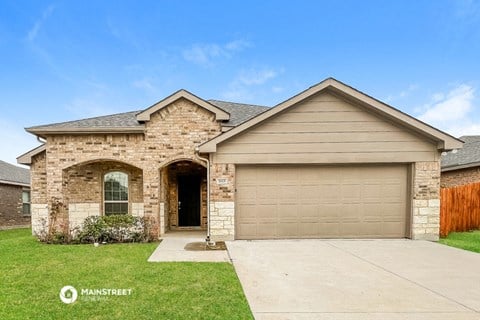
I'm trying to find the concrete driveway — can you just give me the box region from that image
[226,240,480,320]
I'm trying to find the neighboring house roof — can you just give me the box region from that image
[25,96,267,136]
[0,160,30,187]
[199,78,463,153]
[442,136,480,172]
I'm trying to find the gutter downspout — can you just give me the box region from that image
[194,147,214,245]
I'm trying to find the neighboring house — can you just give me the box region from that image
[0,160,30,228]
[441,135,480,188]
[17,78,462,241]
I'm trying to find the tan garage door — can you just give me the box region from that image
[236,165,408,239]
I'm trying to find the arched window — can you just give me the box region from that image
[104,171,128,215]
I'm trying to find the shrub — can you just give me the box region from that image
[76,215,154,244]
[77,216,108,243]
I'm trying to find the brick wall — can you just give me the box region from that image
[63,161,143,209]
[441,167,480,188]
[0,183,30,227]
[30,98,223,237]
[31,151,47,204]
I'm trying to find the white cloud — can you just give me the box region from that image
[221,87,253,102]
[417,84,480,137]
[182,40,251,67]
[221,67,283,102]
[0,118,39,166]
[272,86,284,93]
[431,92,445,102]
[65,97,118,118]
[106,17,142,50]
[419,84,474,123]
[443,123,480,137]
[385,84,418,103]
[183,44,223,66]
[237,68,278,86]
[224,39,251,51]
[132,78,156,93]
[27,5,55,43]
[455,0,480,20]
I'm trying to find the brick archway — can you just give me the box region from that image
[161,160,207,231]
[62,160,144,229]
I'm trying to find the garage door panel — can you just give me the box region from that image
[299,185,318,200]
[318,223,340,237]
[257,223,277,237]
[319,185,342,203]
[236,224,257,238]
[342,203,363,219]
[341,185,362,203]
[236,186,256,202]
[384,222,405,236]
[277,223,299,237]
[279,186,298,203]
[299,223,320,237]
[276,204,298,222]
[299,205,318,220]
[318,205,341,222]
[236,165,408,239]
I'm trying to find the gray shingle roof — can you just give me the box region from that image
[26,100,269,132]
[208,100,269,126]
[441,136,480,170]
[0,160,30,186]
[27,110,143,131]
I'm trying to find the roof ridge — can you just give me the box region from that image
[208,99,269,109]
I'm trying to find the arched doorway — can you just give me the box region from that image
[163,160,207,230]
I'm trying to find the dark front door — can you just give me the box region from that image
[178,175,201,227]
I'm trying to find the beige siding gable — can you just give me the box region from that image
[214,92,438,164]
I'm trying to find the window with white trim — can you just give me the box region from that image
[22,190,31,215]
[104,172,128,215]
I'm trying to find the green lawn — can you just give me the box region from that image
[0,228,253,320]
[439,230,480,253]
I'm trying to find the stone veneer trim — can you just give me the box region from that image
[31,203,48,236]
[209,201,235,241]
[411,162,441,241]
[68,203,101,230]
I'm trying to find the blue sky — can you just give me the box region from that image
[1,0,480,165]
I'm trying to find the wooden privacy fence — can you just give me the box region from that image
[440,182,480,237]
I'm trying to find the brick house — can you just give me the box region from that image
[0,160,30,228]
[441,136,480,188]
[18,78,462,241]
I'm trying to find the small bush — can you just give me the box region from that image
[77,216,108,243]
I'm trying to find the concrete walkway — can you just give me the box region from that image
[227,239,480,320]
[148,231,230,262]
